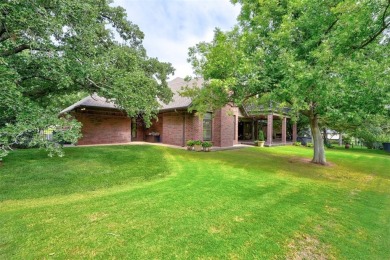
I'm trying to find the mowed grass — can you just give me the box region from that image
[0,145,389,259]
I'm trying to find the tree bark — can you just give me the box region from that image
[322,128,328,146]
[309,114,327,165]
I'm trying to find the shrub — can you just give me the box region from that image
[193,140,202,145]
[186,140,194,146]
[202,141,212,148]
[325,142,334,148]
[293,141,302,146]
[343,136,352,145]
[306,142,313,147]
[258,130,265,141]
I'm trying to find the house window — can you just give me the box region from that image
[131,118,137,139]
[203,113,212,141]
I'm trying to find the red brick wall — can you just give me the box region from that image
[212,110,222,147]
[74,106,239,147]
[184,114,195,143]
[158,107,238,148]
[161,111,205,146]
[75,112,131,145]
[162,112,185,146]
[212,106,239,147]
[220,106,238,147]
[190,114,203,141]
[144,115,163,142]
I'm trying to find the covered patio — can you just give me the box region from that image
[238,104,297,147]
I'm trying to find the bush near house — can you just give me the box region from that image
[201,141,212,148]
[186,140,212,151]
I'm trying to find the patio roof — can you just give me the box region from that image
[242,102,291,117]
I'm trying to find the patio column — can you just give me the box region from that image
[266,113,273,146]
[282,117,287,144]
[292,123,297,142]
[252,118,255,141]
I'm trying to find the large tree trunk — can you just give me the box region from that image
[309,114,327,165]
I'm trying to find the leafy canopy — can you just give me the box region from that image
[185,0,390,164]
[0,0,174,159]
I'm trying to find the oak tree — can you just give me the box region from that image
[0,0,174,159]
[185,0,390,164]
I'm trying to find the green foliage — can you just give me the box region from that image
[186,140,212,150]
[201,141,213,148]
[325,142,334,149]
[258,130,265,141]
[186,140,195,146]
[293,141,302,146]
[306,142,313,148]
[193,140,202,145]
[352,114,390,147]
[343,136,352,145]
[377,134,390,143]
[186,0,390,164]
[0,0,174,159]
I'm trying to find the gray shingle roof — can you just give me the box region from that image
[60,77,203,114]
[159,77,204,111]
[60,93,117,114]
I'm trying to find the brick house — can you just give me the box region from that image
[61,77,296,147]
[60,77,240,147]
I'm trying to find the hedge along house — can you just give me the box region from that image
[60,77,240,147]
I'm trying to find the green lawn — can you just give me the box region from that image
[1,145,389,259]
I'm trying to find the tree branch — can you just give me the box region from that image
[0,31,10,43]
[382,0,390,27]
[353,0,390,50]
[20,75,54,82]
[242,93,259,102]
[86,77,102,89]
[316,18,339,47]
[0,43,29,57]
[0,44,53,57]
[300,110,310,117]
[355,22,390,50]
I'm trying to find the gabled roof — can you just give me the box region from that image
[60,93,117,114]
[60,77,204,114]
[159,77,204,111]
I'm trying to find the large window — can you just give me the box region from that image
[203,113,212,141]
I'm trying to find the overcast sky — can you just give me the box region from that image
[113,0,240,78]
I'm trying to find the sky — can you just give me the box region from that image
[113,0,241,78]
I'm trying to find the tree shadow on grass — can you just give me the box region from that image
[173,147,388,186]
[0,145,171,201]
